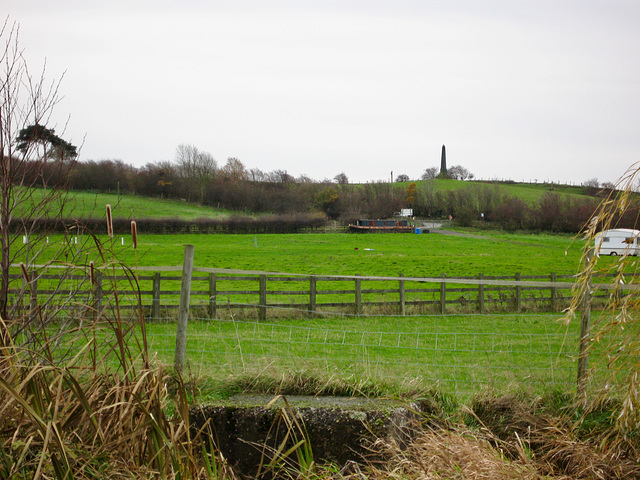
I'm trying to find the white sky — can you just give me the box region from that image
[8,0,640,184]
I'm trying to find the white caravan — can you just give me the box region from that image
[594,228,640,256]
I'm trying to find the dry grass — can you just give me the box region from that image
[367,426,543,480]
[565,163,640,431]
[470,394,640,480]
[0,226,236,479]
[0,341,232,479]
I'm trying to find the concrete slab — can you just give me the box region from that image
[190,394,432,478]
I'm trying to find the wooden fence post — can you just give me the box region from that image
[550,272,557,311]
[577,249,594,403]
[309,275,317,314]
[259,274,267,321]
[515,272,522,312]
[355,275,362,315]
[440,273,446,314]
[209,273,217,318]
[152,272,161,321]
[174,244,194,374]
[478,272,485,314]
[399,272,406,316]
[29,271,38,323]
[94,271,103,316]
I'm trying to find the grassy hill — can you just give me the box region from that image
[394,178,599,204]
[17,189,234,220]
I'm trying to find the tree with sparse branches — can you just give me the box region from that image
[174,144,217,203]
[0,19,78,339]
[421,167,439,180]
[334,172,349,184]
[448,165,474,181]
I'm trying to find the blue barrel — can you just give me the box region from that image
[415,228,421,234]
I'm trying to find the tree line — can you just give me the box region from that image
[13,143,636,233]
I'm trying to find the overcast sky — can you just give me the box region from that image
[8,0,640,184]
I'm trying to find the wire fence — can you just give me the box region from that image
[144,304,581,398]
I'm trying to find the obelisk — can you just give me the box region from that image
[440,145,447,176]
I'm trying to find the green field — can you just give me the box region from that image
[14,189,234,220]
[142,313,580,399]
[396,178,593,204]
[15,225,627,400]
[54,229,588,278]
[17,228,602,318]
[69,308,627,402]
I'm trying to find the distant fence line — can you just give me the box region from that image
[7,263,625,321]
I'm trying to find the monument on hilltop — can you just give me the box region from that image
[438,144,450,178]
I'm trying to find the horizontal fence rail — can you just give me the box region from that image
[5,264,625,321]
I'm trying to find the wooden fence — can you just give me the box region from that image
[5,264,620,321]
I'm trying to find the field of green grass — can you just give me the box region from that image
[90,230,587,277]
[11,183,626,402]
[22,228,614,401]
[140,312,580,399]
[15,189,234,220]
[396,178,595,204]
[76,308,625,401]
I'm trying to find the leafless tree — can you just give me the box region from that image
[296,174,315,184]
[269,169,294,183]
[0,19,79,344]
[421,167,439,180]
[249,167,265,182]
[334,172,349,184]
[584,178,599,188]
[448,165,474,181]
[174,144,217,203]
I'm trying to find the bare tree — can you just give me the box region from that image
[421,167,439,180]
[174,144,217,203]
[448,165,474,181]
[334,172,349,184]
[296,174,315,184]
[269,169,294,183]
[583,177,600,196]
[249,167,265,182]
[0,20,79,334]
[584,178,599,188]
